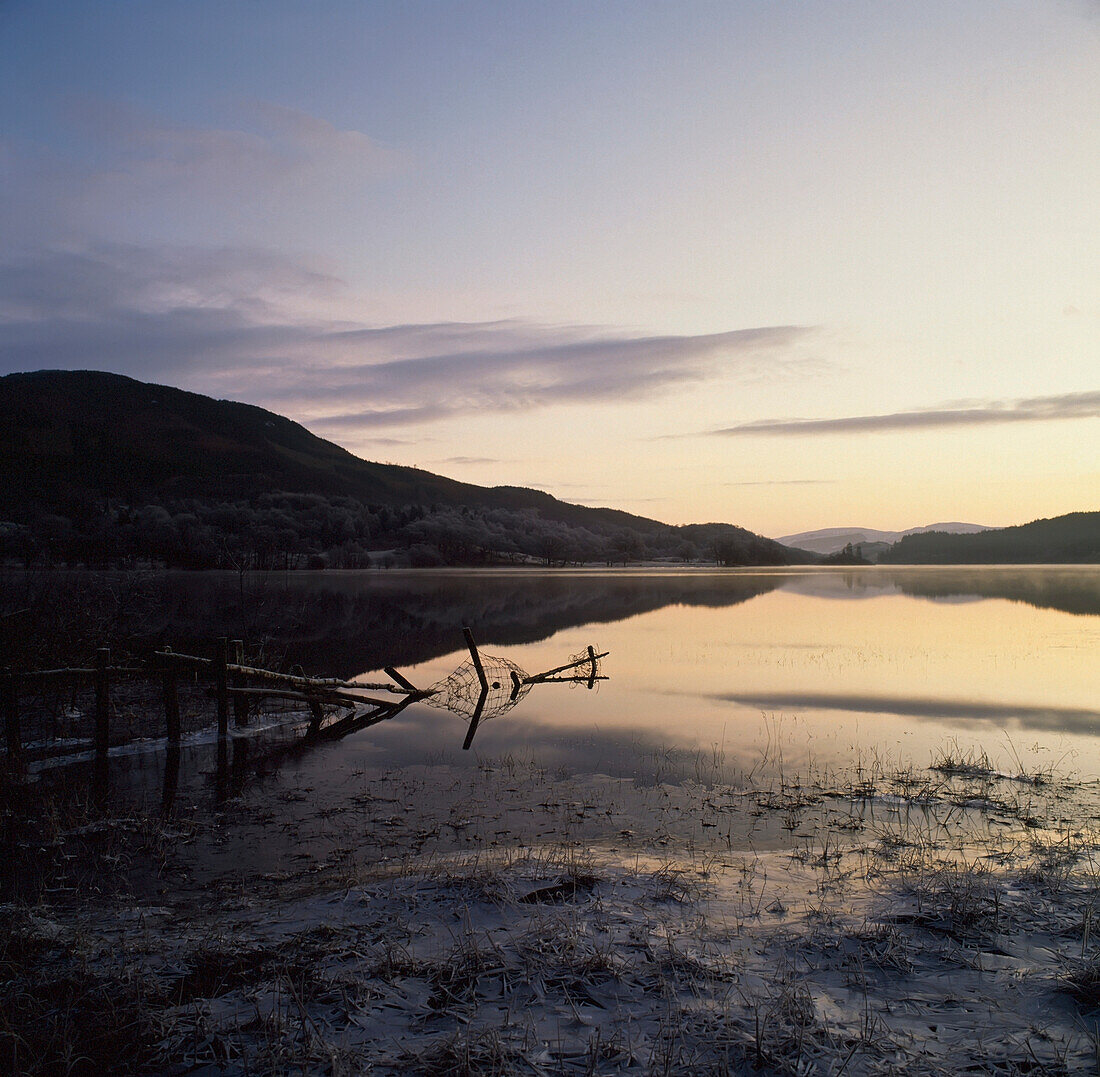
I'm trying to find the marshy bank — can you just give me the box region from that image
[5,732,1100,1075]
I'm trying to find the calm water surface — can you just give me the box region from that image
[319,565,1100,782]
[29,565,1099,789]
[14,565,1100,897]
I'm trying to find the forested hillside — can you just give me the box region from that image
[0,370,808,568]
[880,513,1099,564]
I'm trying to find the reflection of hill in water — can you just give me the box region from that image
[895,568,1100,617]
[781,567,1100,618]
[141,571,783,676]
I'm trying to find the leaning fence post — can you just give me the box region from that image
[231,639,249,727]
[461,628,490,751]
[462,627,489,694]
[160,650,181,744]
[2,669,21,761]
[94,647,110,756]
[215,637,229,739]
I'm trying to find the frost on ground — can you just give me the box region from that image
[6,747,1100,1075]
[8,834,1100,1073]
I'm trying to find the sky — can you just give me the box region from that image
[1,0,1097,537]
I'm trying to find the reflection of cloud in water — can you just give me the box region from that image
[341,704,747,785]
[714,692,1100,738]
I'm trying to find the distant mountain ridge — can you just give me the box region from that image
[777,522,992,556]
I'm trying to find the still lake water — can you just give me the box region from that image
[29,565,1097,791]
[101,564,1096,788]
[17,565,1100,892]
[340,566,1100,782]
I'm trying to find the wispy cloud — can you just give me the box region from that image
[708,390,1100,437]
[1,99,406,248]
[0,244,819,429]
[722,479,836,487]
[305,324,815,428]
[75,97,404,183]
[436,456,505,465]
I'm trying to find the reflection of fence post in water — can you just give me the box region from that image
[461,628,490,751]
[161,743,181,818]
[2,669,21,764]
[307,701,325,736]
[94,648,110,757]
[92,752,109,809]
[215,737,229,803]
[231,736,250,795]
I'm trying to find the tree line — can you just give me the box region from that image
[0,492,801,570]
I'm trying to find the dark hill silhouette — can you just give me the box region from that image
[1,370,662,532]
[880,513,1099,564]
[0,369,807,567]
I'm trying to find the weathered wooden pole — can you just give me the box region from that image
[231,639,249,727]
[460,628,490,752]
[524,649,610,684]
[215,637,229,740]
[160,650,181,744]
[94,647,110,756]
[587,645,597,690]
[2,669,21,761]
[462,628,489,693]
[383,666,419,693]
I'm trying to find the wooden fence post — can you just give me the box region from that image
[215,637,229,740]
[94,647,110,756]
[231,639,249,727]
[2,669,20,761]
[461,628,490,751]
[462,628,489,694]
[160,650,181,744]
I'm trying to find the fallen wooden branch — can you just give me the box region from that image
[213,686,398,709]
[153,649,426,696]
[13,665,143,680]
[524,649,609,684]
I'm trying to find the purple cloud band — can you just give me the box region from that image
[710,391,1100,436]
